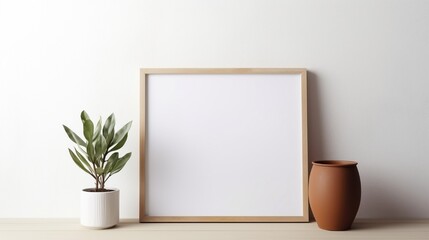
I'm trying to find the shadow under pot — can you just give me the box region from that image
[309,160,361,231]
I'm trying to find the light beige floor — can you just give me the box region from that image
[0,219,428,240]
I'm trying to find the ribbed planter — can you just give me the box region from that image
[80,188,119,229]
[309,161,361,231]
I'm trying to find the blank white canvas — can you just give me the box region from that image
[146,73,303,216]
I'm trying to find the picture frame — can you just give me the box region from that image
[140,68,308,222]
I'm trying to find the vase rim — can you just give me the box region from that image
[312,160,358,167]
[82,188,119,194]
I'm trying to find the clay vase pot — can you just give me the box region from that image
[309,160,361,231]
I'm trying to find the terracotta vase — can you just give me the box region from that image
[309,160,361,231]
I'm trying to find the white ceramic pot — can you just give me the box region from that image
[80,188,119,229]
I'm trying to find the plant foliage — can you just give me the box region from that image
[63,111,132,191]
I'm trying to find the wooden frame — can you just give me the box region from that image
[140,68,308,222]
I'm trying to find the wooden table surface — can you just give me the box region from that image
[0,219,428,240]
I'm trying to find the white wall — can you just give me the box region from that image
[1,0,428,219]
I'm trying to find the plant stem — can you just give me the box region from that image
[101,175,105,190]
[99,148,110,190]
[92,160,98,191]
[105,174,112,182]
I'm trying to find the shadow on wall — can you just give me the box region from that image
[351,176,419,229]
[361,175,414,219]
[306,71,324,221]
[306,71,415,220]
[307,71,325,166]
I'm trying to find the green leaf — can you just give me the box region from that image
[103,114,116,145]
[87,141,96,165]
[74,148,92,173]
[112,121,132,146]
[95,134,107,160]
[103,113,115,139]
[81,110,90,123]
[105,153,119,174]
[76,144,88,158]
[108,114,115,133]
[63,125,86,146]
[68,148,91,175]
[83,119,94,141]
[104,161,113,174]
[110,133,128,152]
[92,117,102,141]
[106,130,114,147]
[110,152,131,175]
[95,167,104,175]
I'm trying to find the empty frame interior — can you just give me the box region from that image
[140,68,308,222]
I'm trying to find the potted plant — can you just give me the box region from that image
[63,111,132,229]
